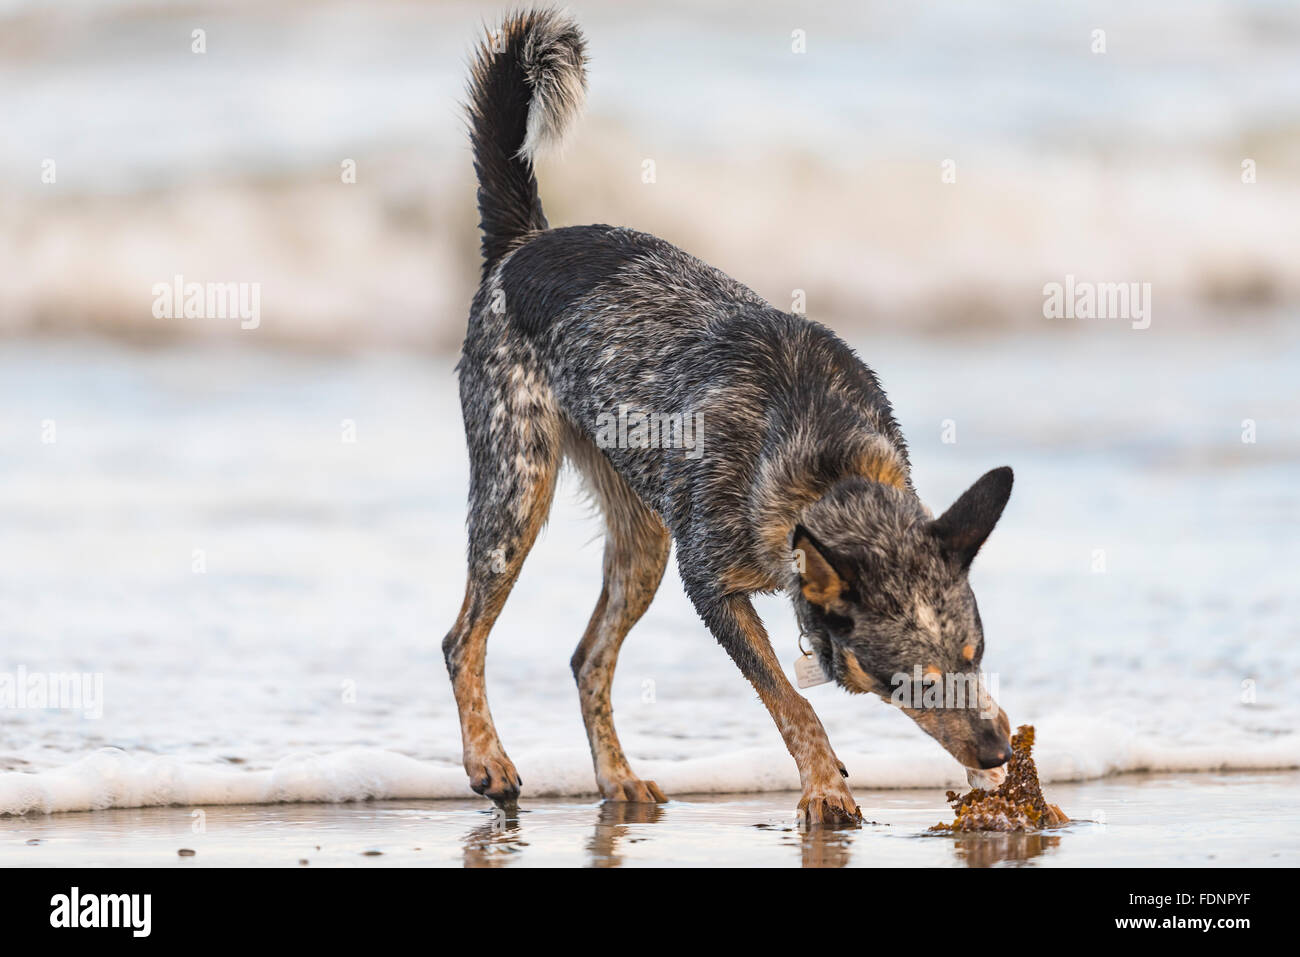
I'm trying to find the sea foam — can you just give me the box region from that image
[3,716,1297,816]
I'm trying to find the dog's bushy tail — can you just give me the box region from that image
[466,8,587,277]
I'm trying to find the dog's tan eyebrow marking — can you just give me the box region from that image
[962,643,976,661]
[923,665,943,680]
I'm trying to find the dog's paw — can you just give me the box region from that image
[465,752,522,804]
[797,781,862,827]
[599,776,668,804]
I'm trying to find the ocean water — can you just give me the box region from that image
[2,326,1296,815]
[6,0,1298,191]
[9,774,1300,867]
[3,0,1298,346]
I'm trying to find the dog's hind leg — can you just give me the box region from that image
[443,357,561,804]
[567,432,672,802]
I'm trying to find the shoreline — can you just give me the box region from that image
[5,769,1297,868]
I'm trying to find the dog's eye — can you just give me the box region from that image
[823,611,853,637]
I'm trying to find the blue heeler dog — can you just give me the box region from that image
[444,9,1014,825]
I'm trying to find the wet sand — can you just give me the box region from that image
[4,770,1296,868]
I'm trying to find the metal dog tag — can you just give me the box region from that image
[794,653,831,689]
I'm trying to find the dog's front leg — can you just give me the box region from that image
[691,590,861,826]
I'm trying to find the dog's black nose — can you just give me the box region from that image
[976,738,1011,769]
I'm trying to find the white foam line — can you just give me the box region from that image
[0,748,469,816]
[4,727,1299,816]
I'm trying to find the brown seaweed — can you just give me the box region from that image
[929,725,1069,832]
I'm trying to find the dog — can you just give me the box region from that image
[444,8,1014,825]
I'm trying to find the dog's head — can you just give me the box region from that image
[791,466,1015,772]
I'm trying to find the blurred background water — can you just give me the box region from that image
[1,0,1298,812]
[2,0,1298,344]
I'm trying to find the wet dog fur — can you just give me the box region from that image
[443,8,1015,825]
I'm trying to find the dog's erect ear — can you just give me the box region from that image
[929,467,1014,569]
[792,525,853,606]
